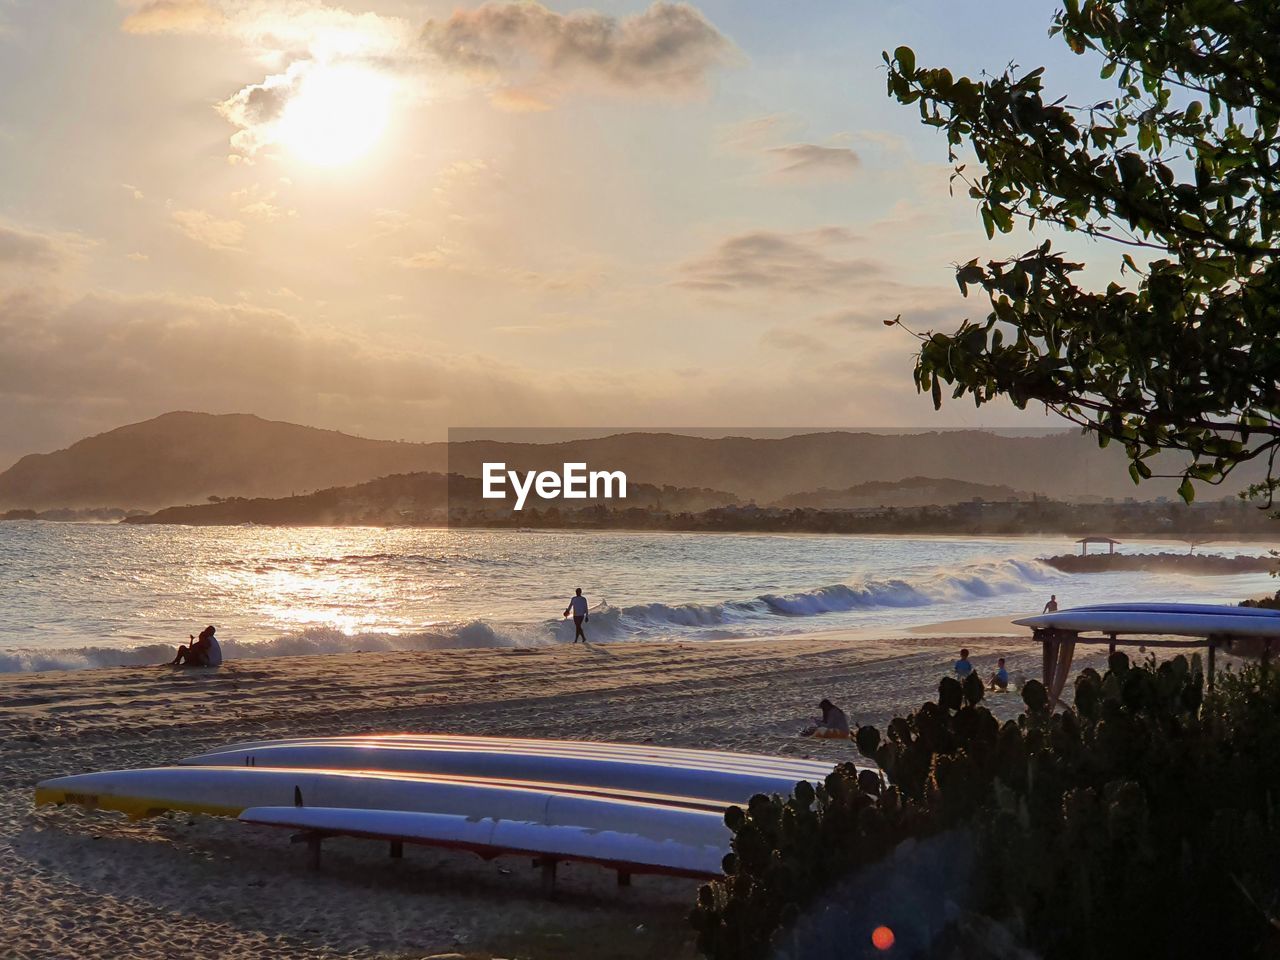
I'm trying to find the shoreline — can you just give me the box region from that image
[0,633,1096,959]
[7,517,1280,545]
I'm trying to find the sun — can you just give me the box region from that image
[276,64,396,167]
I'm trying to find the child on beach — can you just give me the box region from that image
[954,649,973,677]
[988,657,1009,691]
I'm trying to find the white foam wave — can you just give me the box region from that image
[0,558,1058,672]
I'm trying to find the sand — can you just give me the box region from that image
[906,614,1032,637]
[0,632,1108,960]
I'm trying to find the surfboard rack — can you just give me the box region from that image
[1015,605,1280,707]
[290,830,327,870]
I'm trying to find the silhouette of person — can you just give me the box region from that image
[1043,594,1059,613]
[170,625,222,667]
[564,588,589,643]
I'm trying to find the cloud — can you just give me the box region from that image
[124,2,729,159]
[490,86,555,113]
[122,0,225,34]
[677,227,876,294]
[767,144,861,179]
[0,222,92,282]
[422,2,731,95]
[0,223,80,270]
[392,246,601,294]
[719,114,789,150]
[720,117,862,181]
[494,314,607,336]
[0,285,663,464]
[760,328,826,353]
[171,209,245,251]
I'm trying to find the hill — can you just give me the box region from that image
[123,472,738,526]
[0,412,446,509]
[769,476,1030,509]
[0,412,1258,510]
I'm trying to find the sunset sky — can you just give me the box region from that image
[0,0,1115,466]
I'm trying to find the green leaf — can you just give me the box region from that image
[894,46,915,74]
[1178,477,1196,504]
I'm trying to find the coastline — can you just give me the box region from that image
[0,633,1107,959]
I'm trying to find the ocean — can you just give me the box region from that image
[0,522,1274,672]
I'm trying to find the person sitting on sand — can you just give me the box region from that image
[801,698,850,737]
[954,648,974,678]
[563,588,589,644]
[988,657,1009,691]
[171,625,222,667]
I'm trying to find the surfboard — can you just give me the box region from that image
[179,740,835,804]
[1014,608,1280,638]
[238,806,725,879]
[192,734,838,780]
[34,764,737,820]
[1059,602,1280,620]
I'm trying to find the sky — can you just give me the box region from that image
[0,0,1119,466]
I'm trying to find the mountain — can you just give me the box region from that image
[0,411,1256,510]
[439,431,1210,503]
[770,476,1031,509]
[0,412,446,509]
[123,472,739,526]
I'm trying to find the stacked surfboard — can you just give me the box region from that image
[35,734,849,883]
[1014,601,1280,638]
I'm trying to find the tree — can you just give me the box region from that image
[884,1,1280,505]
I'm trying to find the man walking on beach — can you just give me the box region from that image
[1044,594,1059,613]
[564,588,589,643]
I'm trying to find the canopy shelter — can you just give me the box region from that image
[1030,628,1242,705]
[1015,604,1280,707]
[1076,536,1121,555]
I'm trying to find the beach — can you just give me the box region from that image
[0,630,1113,960]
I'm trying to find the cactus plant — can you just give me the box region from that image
[692,653,1280,960]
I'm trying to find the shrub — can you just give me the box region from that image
[690,657,1280,959]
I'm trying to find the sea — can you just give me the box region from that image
[0,523,1275,672]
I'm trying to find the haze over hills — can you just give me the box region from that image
[0,411,1253,510]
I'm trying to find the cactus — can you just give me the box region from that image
[692,654,1280,960]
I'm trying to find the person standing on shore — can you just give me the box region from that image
[1044,594,1059,613]
[564,588,589,643]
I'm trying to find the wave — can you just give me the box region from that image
[0,621,539,673]
[0,558,1058,672]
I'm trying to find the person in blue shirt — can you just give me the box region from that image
[563,588,589,643]
[988,657,1009,691]
[954,648,973,678]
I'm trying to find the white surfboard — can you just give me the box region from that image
[193,734,838,780]
[34,764,737,817]
[180,740,834,804]
[1062,602,1280,620]
[1014,608,1280,638]
[35,766,732,854]
[239,806,725,878]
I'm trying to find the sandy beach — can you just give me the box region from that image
[1,632,1109,959]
